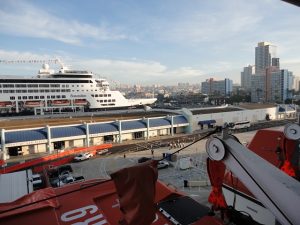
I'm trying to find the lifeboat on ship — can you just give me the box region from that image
[51,100,70,106]
[0,101,14,108]
[24,101,44,108]
[0,161,221,225]
[74,99,88,106]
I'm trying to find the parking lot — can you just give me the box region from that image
[63,128,259,205]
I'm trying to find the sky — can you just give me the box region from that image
[0,0,299,85]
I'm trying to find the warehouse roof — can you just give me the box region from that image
[89,123,119,134]
[3,115,188,144]
[238,103,276,110]
[191,107,243,115]
[51,126,86,139]
[5,129,47,144]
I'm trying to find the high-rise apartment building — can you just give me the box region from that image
[272,58,280,68]
[255,42,277,75]
[293,76,300,92]
[247,41,295,103]
[241,65,255,91]
[251,69,293,103]
[251,75,266,102]
[265,66,280,101]
[201,78,233,96]
[270,69,293,102]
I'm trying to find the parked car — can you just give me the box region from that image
[73,152,93,162]
[57,175,85,187]
[97,148,109,155]
[57,175,73,187]
[59,170,71,177]
[58,164,73,174]
[137,157,151,163]
[137,157,169,169]
[31,174,43,188]
[48,164,73,178]
[50,172,72,187]
[157,160,169,169]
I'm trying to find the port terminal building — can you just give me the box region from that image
[0,104,296,159]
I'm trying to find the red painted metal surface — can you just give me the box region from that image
[0,179,222,225]
[32,156,74,173]
[248,130,286,167]
[0,159,5,166]
[248,129,298,174]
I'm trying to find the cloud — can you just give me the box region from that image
[149,1,262,44]
[281,58,300,65]
[0,1,129,45]
[164,14,261,44]
[77,59,205,84]
[0,49,52,60]
[0,49,206,84]
[281,58,300,76]
[0,48,247,84]
[0,49,57,74]
[2,0,299,83]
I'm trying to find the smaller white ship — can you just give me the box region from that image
[0,63,156,114]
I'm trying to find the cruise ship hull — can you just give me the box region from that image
[0,64,156,114]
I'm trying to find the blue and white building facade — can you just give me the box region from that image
[0,115,189,159]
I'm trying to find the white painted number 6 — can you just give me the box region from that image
[61,205,98,222]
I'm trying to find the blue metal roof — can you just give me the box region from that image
[89,123,118,134]
[3,116,189,145]
[5,129,47,144]
[173,116,188,125]
[121,120,146,131]
[149,118,171,127]
[51,126,86,139]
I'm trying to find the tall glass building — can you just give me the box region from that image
[270,69,293,102]
[255,42,277,75]
[241,65,255,91]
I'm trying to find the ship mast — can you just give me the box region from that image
[0,58,65,76]
[0,58,61,65]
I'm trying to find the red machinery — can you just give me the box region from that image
[206,123,300,225]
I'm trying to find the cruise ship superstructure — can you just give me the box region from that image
[0,64,156,114]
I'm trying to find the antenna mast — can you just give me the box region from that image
[0,58,63,67]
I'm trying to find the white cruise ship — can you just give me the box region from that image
[0,64,156,114]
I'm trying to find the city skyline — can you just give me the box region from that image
[0,0,299,85]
